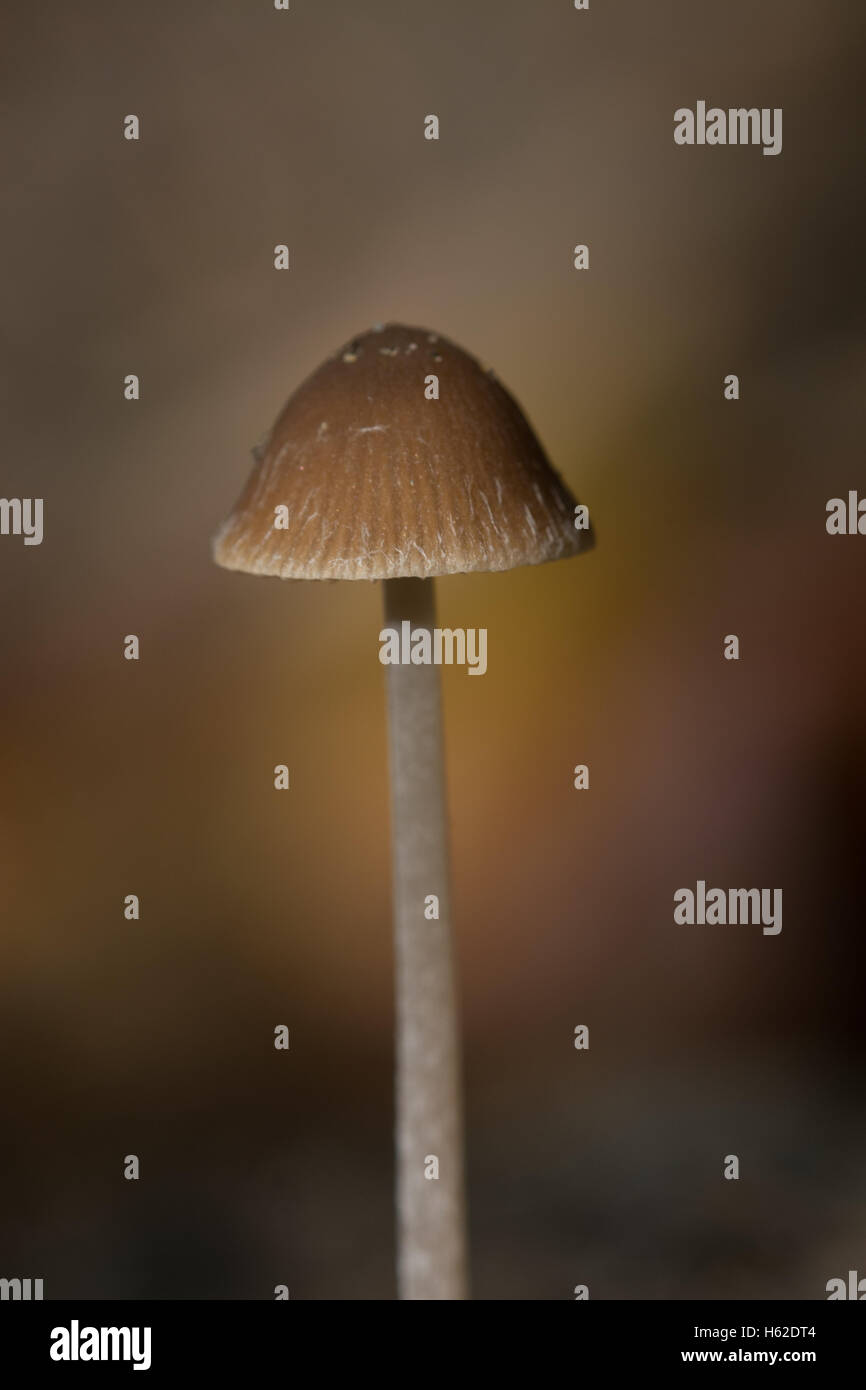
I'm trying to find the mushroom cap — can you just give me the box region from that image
[213,323,593,581]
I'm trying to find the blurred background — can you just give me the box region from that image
[1,0,864,1298]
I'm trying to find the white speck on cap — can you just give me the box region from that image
[212,323,594,581]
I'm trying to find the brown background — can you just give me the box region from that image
[1,0,864,1298]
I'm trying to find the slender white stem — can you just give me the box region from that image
[383,576,468,1300]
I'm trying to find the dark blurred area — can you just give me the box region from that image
[1,0,864,1298]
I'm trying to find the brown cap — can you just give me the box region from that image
[213,323,593,581]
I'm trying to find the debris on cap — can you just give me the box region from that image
[213,323,594,581]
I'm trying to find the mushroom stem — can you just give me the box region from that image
[383,576,468,1300]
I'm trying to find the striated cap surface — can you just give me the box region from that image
[213,323,593,581]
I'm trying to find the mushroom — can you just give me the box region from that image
[213,323,593,1299]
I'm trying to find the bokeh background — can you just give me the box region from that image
[1,0,864,1298]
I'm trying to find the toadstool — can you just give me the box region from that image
[213,323,593,1299]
